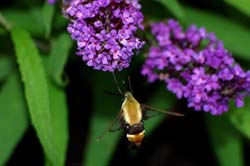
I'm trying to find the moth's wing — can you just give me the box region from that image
[142,108,161,120]
[109,115,125,132]
[140,104,184,118]
[96,109,124,141]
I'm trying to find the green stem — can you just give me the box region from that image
[0,13,12,31]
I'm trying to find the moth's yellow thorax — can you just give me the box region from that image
[122,92,142,125]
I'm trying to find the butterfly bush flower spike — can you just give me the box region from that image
[141,19,250,115]
[63,0,145,72]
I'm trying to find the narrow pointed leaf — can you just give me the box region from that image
[48,33,73,86]
[0,73,29,164]
[42,1,55,38]
[85,117,121,166]
[84,73,121,166]
[44,32,72,165]
[46,83,69,165]
[11,27,59,165]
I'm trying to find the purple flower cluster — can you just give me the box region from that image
[141,19,250,115]
[63,0,145,71]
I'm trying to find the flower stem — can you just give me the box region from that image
[0,13,12,31]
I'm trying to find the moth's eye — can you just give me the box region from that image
[126,124,130,130]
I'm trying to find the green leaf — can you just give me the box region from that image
[84,73,122,166]
[206,115,244,166]
[154,0,185,21]
[223,0,250,16]
[53,12,68,31]
[141,1,169,21]
[0,73,29,164]
[0,55,13,81]
[144,85,177,133]
[3,9,44,36]
[48,33,73,87]
[228,97,250,139]
[42,1,55,38]
[11,27,60,165]
[85,116,121,166]
[46,82,69,165]
[185,7,250,60]
[44,32,71,165]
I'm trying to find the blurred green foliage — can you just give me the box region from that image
[155,0,186,22]
[223,0,250,16]
[0,73,28,164]
[229,98,250,139]
[0,0,250,165]
[206,114,244,166]
[0,56,13,81]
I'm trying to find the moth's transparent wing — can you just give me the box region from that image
[96,110,124,141]
[140,104,184,119]
[142,108,161,120]
[109,116,125,132]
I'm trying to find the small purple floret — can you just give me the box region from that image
[141,19,250,115]
[63,0,144,72]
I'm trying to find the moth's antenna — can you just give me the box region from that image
[112,72,123,95]
[128,76,134,93]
